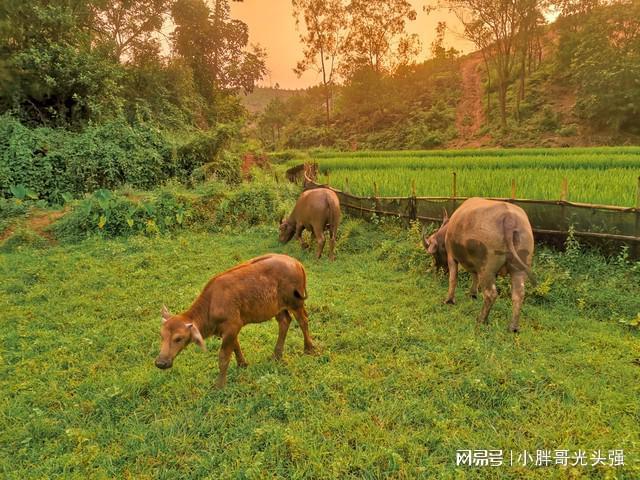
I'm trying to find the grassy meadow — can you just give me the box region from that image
[309,147,640,206]
[1,219,639,479]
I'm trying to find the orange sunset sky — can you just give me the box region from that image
[228,0,473,89]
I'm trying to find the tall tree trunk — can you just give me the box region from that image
[481,50,491,123]
[498,80,507,130]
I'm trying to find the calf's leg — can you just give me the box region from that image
[216,327,239,388]
[293,307,315,354]
[272,310,292,360]
[476,272,498,325]
[509,271,527,333]
[234,337,248,368]
[445,256,458,304]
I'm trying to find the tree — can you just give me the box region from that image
[171,0,267,102]
[343,0,420,76]
[91,0,171,63]
[0,0,124,126]
[292,0,347,125]
[440,0,547,129]
[560,1,640,132]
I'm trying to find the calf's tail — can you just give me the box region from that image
[294,263,308,300]
[503,216,537,286]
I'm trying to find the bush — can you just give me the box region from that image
[51,189,194,242]
[174,125,238,183]
[0,115,241,204]
[214,183,278,227]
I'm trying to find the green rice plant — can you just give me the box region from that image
[312,148,640,206]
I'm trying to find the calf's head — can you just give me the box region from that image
[278,217,296,243]
[422,212,449,270]
[155,305,206,370]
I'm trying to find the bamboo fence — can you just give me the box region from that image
[299,170,640,258]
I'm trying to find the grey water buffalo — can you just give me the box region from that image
[279,187,341,260]
[155,254,314,388]
[422,197,535,332]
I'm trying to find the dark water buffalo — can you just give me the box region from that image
[155,254,314,388]
[422,197,535,332]
[279,187,341,260]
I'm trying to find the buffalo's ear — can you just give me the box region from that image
[161,305,172,323]
[186,323,206,351]
[442,208,449,226]
[427,238,438,254]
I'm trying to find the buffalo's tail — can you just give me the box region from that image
[503,216,537,286]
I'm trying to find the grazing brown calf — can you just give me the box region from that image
[279,187,341,260]
[155,254,315,388]
[422,197,535,332]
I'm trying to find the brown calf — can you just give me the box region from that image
[155,254,315,388]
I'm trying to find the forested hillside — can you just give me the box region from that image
[0,0,265,203]
[251,0,640,150]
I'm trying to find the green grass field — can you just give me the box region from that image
[309,147,640,206]
[1,220,639,479]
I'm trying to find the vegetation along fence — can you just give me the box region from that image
[299,168,640,259]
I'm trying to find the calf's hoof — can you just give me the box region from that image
[237,361,249,369]
[214,379,226,389]
[509,325,520,334]
[470,293,478,299]
[271,352,283,362]
[329,255,336,262]
[444,298,455,305]
[304,346,316,355]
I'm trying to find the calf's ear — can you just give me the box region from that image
[161,305,172,323]
[186,323,207,351]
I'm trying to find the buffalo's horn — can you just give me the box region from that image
[421,224,430,250]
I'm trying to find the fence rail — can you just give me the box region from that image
[300,171,640,258]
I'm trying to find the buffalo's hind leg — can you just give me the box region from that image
[313,226,326,259]
[476,272,498,325]
[292,307,315,354]
[509,271,527,333]
[272,310,292,361]
[328,225,337,261]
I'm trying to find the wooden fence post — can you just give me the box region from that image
[511,179,516,200]
[409,180,417,222]
[344,177,349,194]
[634,176,640,259]
[560,177,568,202]
[451,172,457,198]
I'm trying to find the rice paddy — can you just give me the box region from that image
[310,148,640,206]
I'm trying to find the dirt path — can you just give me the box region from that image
[0,209,66,242]
[451,52,487,147]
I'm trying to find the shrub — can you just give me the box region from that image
[51,189,195,242]
[0,115,241,203]
[214,183,278,227]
